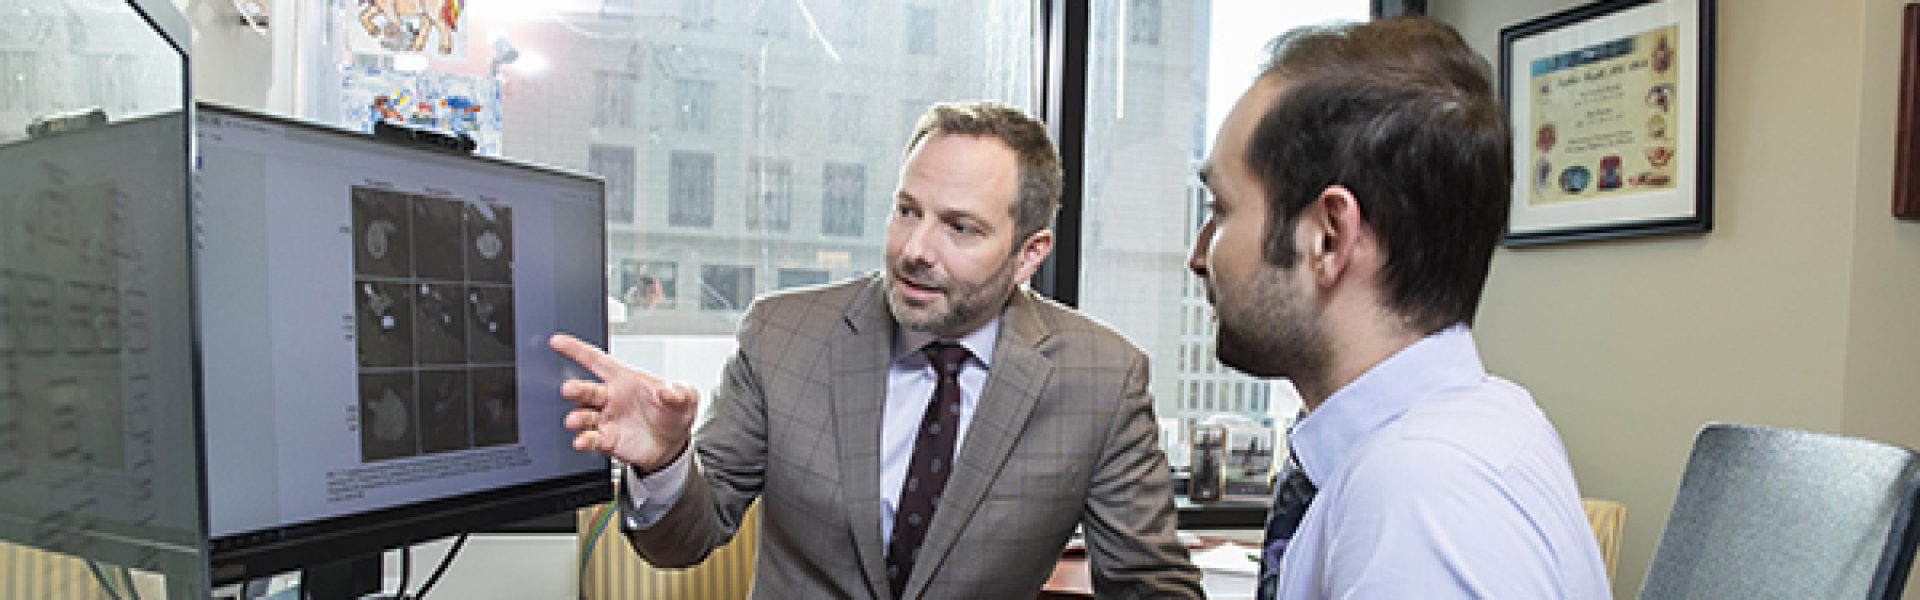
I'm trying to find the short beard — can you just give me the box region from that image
[1212,263,1330,384]
[887,250,1022,337]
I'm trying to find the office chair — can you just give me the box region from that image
[1639,423,1920,600]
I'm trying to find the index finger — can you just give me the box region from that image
[549,333,620,381]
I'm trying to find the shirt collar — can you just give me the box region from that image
[893,313,1002,369]
[1290,324,1485,487]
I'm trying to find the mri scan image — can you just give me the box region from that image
[418,369,472,454]
[359,371,418,461]
[470,367,517,447]
[413,282,467,365]
[352,187,412,278]
[464,203,512,283]
[464,285,514,364]
[356,281,415,368]
[411,196,466,281]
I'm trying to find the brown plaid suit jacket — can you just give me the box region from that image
[623,274,1200,599]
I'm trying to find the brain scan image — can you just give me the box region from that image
[464,285,514,364]
[352,187,412,278]
[413,282,467,365]
[418,369,472,454]
[359,371,418,461]
[470,367,518,447]
[464,203,512,283]
[356,281,415,368]
[411,196,467,281]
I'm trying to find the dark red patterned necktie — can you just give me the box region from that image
[885,341,969,599]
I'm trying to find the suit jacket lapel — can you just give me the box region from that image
[904,288,1056,598]
[832,275,894,599]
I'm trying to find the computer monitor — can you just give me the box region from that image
[193,102,610,583]
[0,108,205,574]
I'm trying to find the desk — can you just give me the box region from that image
[1040,530,1261,599]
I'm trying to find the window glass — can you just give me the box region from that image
[1080,0,1366,469]
[285,2,1035,391]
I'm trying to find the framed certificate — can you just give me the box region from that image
[1499,0,1715,246]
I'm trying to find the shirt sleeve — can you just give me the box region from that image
[621,448,694,529]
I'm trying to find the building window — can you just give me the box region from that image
[0,51,36,112]
[619,260,677,310]
[753,0,794,38]
[674,79,715,134]
[668,151,715,227]
[589,144,636,223]
[822,162,866,237]
[777,268,830,289]
[745,158,792,232]
[907,7,938,56]
[591,70,637,128]
[753,86,792,140]
[678,0,715,31]
[828,94,867,144]
[1128,0,1162,46]
[700,265,755,311]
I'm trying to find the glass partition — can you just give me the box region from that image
[0,0,205,596]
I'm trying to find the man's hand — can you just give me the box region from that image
[550,333,698,472]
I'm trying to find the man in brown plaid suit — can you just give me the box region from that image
[552,101,1201,599]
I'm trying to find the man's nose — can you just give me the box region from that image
[1188,218,1215,277]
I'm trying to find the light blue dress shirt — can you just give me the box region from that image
[622,315,1001,545]
[1272,325,1610,599]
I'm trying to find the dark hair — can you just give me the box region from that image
[906,101,1063,242]
[1251,17,1510,332]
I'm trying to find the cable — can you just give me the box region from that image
[579,502,616,579]
[83,559,127,600]
[396,544,412,599]
[118,564,141,600]
[410,532,469,599]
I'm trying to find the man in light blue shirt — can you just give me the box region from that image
[1187,17,1610,599]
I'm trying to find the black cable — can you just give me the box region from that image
[118,564,141,600]
[410,532,469,599]
[396,544,412,599]
[83,559,127,600]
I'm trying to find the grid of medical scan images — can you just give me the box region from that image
[352,186,517,462]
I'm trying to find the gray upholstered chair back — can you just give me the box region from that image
[1639,423,1920,600]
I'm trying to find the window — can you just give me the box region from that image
[1078,0,1367,468]
[745,158,792,232]
[591,70,637,128]
[828,94,867,144]
[619,260,677,310]
[1128,0,1162,46]
[822,163,866,237]
[678,0,715,31]
[589,144,637,223]
[700,265,755,311]
[752,86,792,140]
[752,0,794,38]
[673,79,715,134]
[85,54,137,113]
[1,51,38,112]
[777,268,830,290]
[669,151,715,227]
[907,7,938,56]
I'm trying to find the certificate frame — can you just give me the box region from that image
[1499,0,1715,246]
[1895,4,1920,220]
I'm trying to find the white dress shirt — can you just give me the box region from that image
[621,315,1001,544]
[1274,325,1610,599]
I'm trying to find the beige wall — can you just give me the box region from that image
[1431,0,1920,597]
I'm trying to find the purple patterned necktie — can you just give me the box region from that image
[1257,450,1317,600]
[885,342,969,599]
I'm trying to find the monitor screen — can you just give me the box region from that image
[194,102,609,582]
[0,109,204,571]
